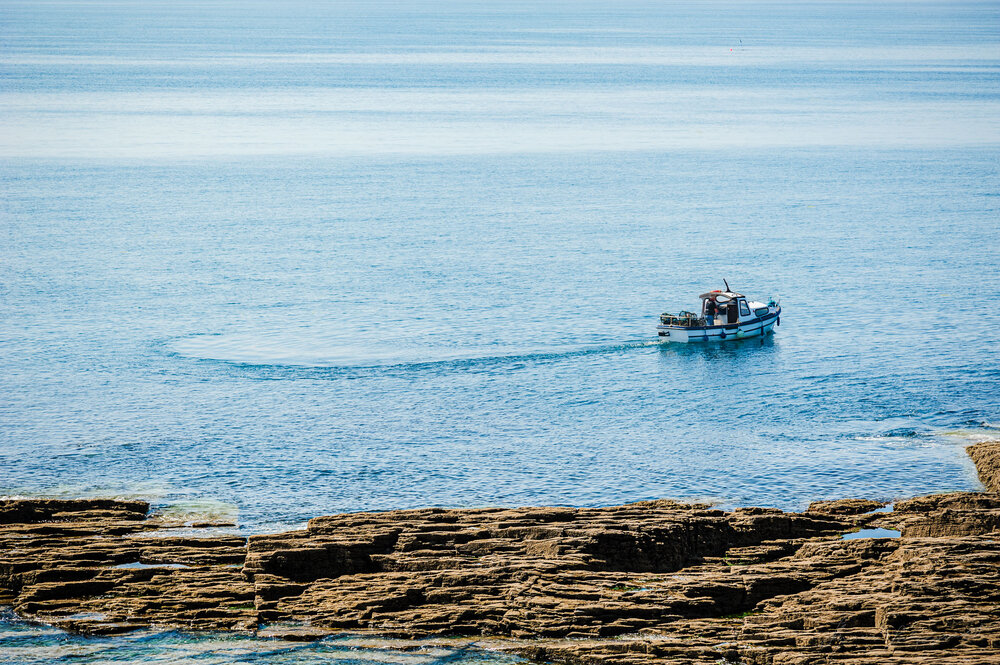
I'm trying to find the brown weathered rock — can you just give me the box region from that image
[888,492,1000,538]
[2,469,999,665]
[242,500,851,640]
[968,440,1000,493]
[806,498,887,516]
[0,498,254,633]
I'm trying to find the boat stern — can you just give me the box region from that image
[657,325,693,342]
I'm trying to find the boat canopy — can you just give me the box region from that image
[698,290,744,300]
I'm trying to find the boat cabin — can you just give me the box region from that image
[700,290,753,324]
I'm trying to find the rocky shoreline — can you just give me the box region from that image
[2,442,999,664]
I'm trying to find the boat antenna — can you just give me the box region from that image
[723,278,731,291]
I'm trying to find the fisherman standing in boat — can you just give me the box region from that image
[705,297,717,325]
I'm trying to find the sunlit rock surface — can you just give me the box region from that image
[2,443,999,664]
[968,441,1000,493]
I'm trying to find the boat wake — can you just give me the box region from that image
[167,333,667,373]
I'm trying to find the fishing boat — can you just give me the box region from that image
[657,283,780,343]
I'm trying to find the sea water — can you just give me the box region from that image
[1,0,999,660]
[0,608,524,664]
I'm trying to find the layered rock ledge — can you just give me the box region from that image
[2,442,999,664]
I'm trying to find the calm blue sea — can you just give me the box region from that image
[1,0,999,660]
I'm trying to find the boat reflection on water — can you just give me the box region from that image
[656,327,779,360]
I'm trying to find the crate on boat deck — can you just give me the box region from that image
[659,311,705,327]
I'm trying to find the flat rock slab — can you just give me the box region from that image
[2,489,999,665]
[0,498,255,633]
[968,441,1000,493]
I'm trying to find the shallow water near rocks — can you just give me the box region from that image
[0,610,524,665]
[1,6,999,663]
[842,528,902,540]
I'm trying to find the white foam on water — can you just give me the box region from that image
[170,332,661,369]
[152,499,239,526]
[935,428,1000,445]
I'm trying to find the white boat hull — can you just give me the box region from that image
[657,309,780,343]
